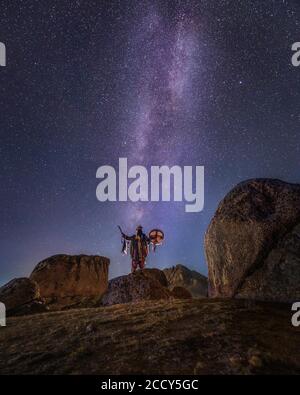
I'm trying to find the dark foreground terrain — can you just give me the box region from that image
[0,299,299,374]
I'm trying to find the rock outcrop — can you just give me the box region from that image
[141,268,169,287]
[0,278,47,316]
[30,254,109,308]
[205,179,300,302]
[102,269,172,306]
[163,264,208,298]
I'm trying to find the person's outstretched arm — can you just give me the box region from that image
[123,233,135,241]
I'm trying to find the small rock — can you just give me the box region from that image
[86,323,96,333]
[248,355,263,368]
[229,355,245,370]
[193,361,205,374]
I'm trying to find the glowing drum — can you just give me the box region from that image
[148,229,164,246]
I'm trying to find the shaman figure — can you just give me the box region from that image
[118,225,164,273]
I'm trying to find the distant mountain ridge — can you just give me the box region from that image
[163,264,208,298]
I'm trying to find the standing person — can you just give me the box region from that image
[120,225,151,273]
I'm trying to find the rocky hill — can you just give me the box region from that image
[163,264,208,298]
[0,298,299,374]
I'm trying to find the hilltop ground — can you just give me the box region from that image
[0,298,299,375]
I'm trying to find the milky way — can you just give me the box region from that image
[1,0,300,283]
[119,6,200,225]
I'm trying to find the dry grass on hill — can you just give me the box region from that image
[0,298,299,374]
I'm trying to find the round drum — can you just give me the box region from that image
[148,229,164,245]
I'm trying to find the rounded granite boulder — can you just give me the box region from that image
[205,179,300,302]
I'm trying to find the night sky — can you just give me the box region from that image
[1,0,300,285]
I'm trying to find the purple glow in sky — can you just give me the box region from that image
[118,8,200,226]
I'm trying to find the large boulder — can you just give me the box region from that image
[102,269,172,306]
[0,278,47,316]
[163,264,208,298]
[30,254,110,308]
[205,179,300,302]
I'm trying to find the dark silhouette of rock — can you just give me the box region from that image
[30,254,109,308]
[171,286,192,299]
[205,179,300,302]
[8,300,48,317]
[163,264,208,297]
[0,277,39,310]
[102,269,172,306]
[0,277,47,316]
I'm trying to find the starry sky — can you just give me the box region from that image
[1,0,300,285]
